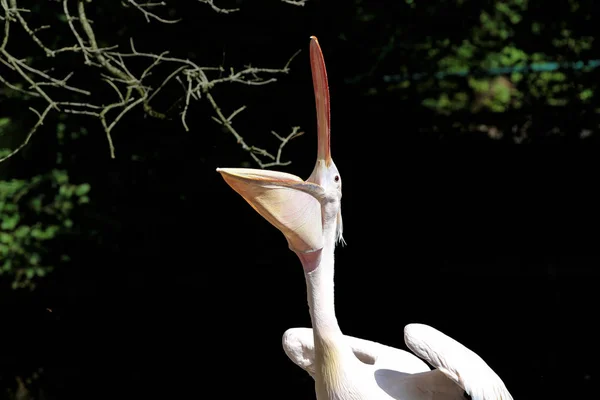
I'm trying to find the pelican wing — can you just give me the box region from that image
[281,328,430,380]
[217,168,325,253]
[374,368,466,400]
[403,323,514,400]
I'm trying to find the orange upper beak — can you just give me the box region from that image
[310,36,331,167]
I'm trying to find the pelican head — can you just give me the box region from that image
[216,36,344,258]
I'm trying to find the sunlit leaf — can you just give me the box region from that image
[14,226,30,238]
[1,214,20,230]
[75,183,91,196]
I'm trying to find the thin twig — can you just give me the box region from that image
[125,0,181,24]
[63,0,92,65]
[197,0,239,14]
[9,0,55,56]
[266,126,304,167]
[181,74,193,131]
[281,0,308,5]
[0,104,53,162]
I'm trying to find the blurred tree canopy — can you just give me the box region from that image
[346,0,599,141]
[0,0,598,283]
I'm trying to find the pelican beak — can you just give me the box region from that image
[216,36,334,254]
[310,36,331,166]
[216,168,325,253]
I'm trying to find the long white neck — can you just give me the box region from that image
[296,227,355,366]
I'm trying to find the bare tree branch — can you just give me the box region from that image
[281,0,307,6]
[125,0,181,24]
[195,0,308,14]
[261,127,303,168]
[0,104,53,162]
[0,0,305,167]
[197,0,240,14]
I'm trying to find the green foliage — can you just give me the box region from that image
[420,1,532,113]
[0,117,10,130]
[0,170,90,290]
[355,0,598,119]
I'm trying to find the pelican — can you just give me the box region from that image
[217,36,513,400]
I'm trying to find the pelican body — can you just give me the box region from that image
[217,37,513,400]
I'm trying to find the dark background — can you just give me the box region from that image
[1,1,599,399]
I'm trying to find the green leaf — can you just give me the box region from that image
[59,185,74,197]
[30,197,43,212]
[61,200,73,213]
[75,183,91,196]
[32,225,60,240]
[14,225,30,238]
[31,227,43,239]
[580,89,593,101]
[52,169,69,185]
[56,122,66,140]
[1,214,20,230]
[45,225,60,238]
[0,232,12,243]
[29,253,40,266]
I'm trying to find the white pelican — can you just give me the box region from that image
[217,36,513,400]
